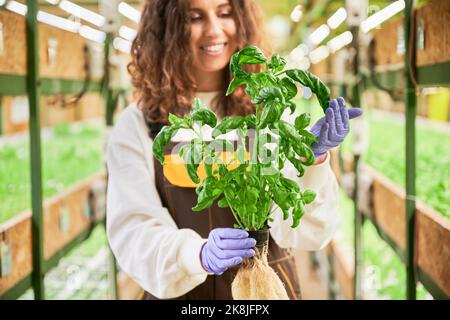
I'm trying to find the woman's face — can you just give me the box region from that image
[189,0,238,78]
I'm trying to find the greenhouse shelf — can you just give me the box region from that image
[0,74,102,96]
[329,153,450,300]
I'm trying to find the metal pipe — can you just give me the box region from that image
[0,96,3,135]
[25,0,45,300]
[337,84,347,173]
[102,32,119,299]
[403,0,417,300]
[327,251,337,300]
[353,154,363,300]
[350,25,363,300]
[105,222,119,300]
[103,33,115,126]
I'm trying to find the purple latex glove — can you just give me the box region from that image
[310,97,363,158]
[200,228,256,275]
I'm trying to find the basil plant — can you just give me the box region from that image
[153,46,330,231]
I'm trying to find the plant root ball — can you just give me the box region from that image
[231,250,289,300]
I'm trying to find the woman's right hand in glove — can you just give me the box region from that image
[200,228,256,275]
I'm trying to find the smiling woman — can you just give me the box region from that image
[128,0,269,121]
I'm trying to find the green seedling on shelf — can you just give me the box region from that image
[153,45,331,231]
[0,123,104,224]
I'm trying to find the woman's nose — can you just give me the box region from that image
[204,15,223,37]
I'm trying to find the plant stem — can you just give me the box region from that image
[252,104,262,229]
[268,202,278,216]
[229,204,245,229]
[252,105,260,167]
[274,70,288,77]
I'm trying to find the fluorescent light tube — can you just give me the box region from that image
[79,25,106,44]
[113,37,132,54]
[119,25,137,42]
[309,24,330,46]
[37,11,80,33]
[290,5,302,23]
[118,2,141,23]
[6,1,27,16]
[361,0,405,33]
[327,31,353,53]
[59,0,106,27]
[327,8,347,29]
[309,45,330,64]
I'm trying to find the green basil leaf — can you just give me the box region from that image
[291,200,305,228]
[280,77,297,100]
[278,154,285,171]
[193,188,222,211]
[205,162,213,177]
[218,197,229,208]
[245,114,257,127]
[285,152,305,178]
[286,69,310,86]
[191,97,205,113]
[258,102,279,129]
[246,204,258,216]
[299,129,318,144]
[168,113,184,126]
[190,97,217,127]
[183,142,201,184]
[237,144,245,163]
[192,190,210,211]
[295,113,311,130]
[236,45,267,65]
[192,108,217,127]
[286,69,330,113]
[226,74,248,95]
[152,126,177,164]
[280,177,300,193]
[250,72,277,87]
[178,143,190,158]
[212,116,245,138]
[192,177,222,211]
[229,53,240,73]
[279,120,302,142]
[272,189,289,213]
[286,101,297,115]
[224,186,236,200]
[254,86,284,104]
[300,143,315,165]
[246,188,259,203]
[219,163,228,176]
[302,190,316,204]
[268,54,286,73]
[244,82,259,100]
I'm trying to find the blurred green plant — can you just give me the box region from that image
[340,112,450,219]
[0,122,104,224]
[338,190,431,300]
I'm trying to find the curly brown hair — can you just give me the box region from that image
[128,0,271,124]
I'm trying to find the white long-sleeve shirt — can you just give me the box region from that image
[106,92,340,299]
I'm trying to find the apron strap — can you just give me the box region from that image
[143,112,164,139]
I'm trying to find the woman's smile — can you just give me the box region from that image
[200,42,228,56]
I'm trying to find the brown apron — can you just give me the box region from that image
[142,121,301,300]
